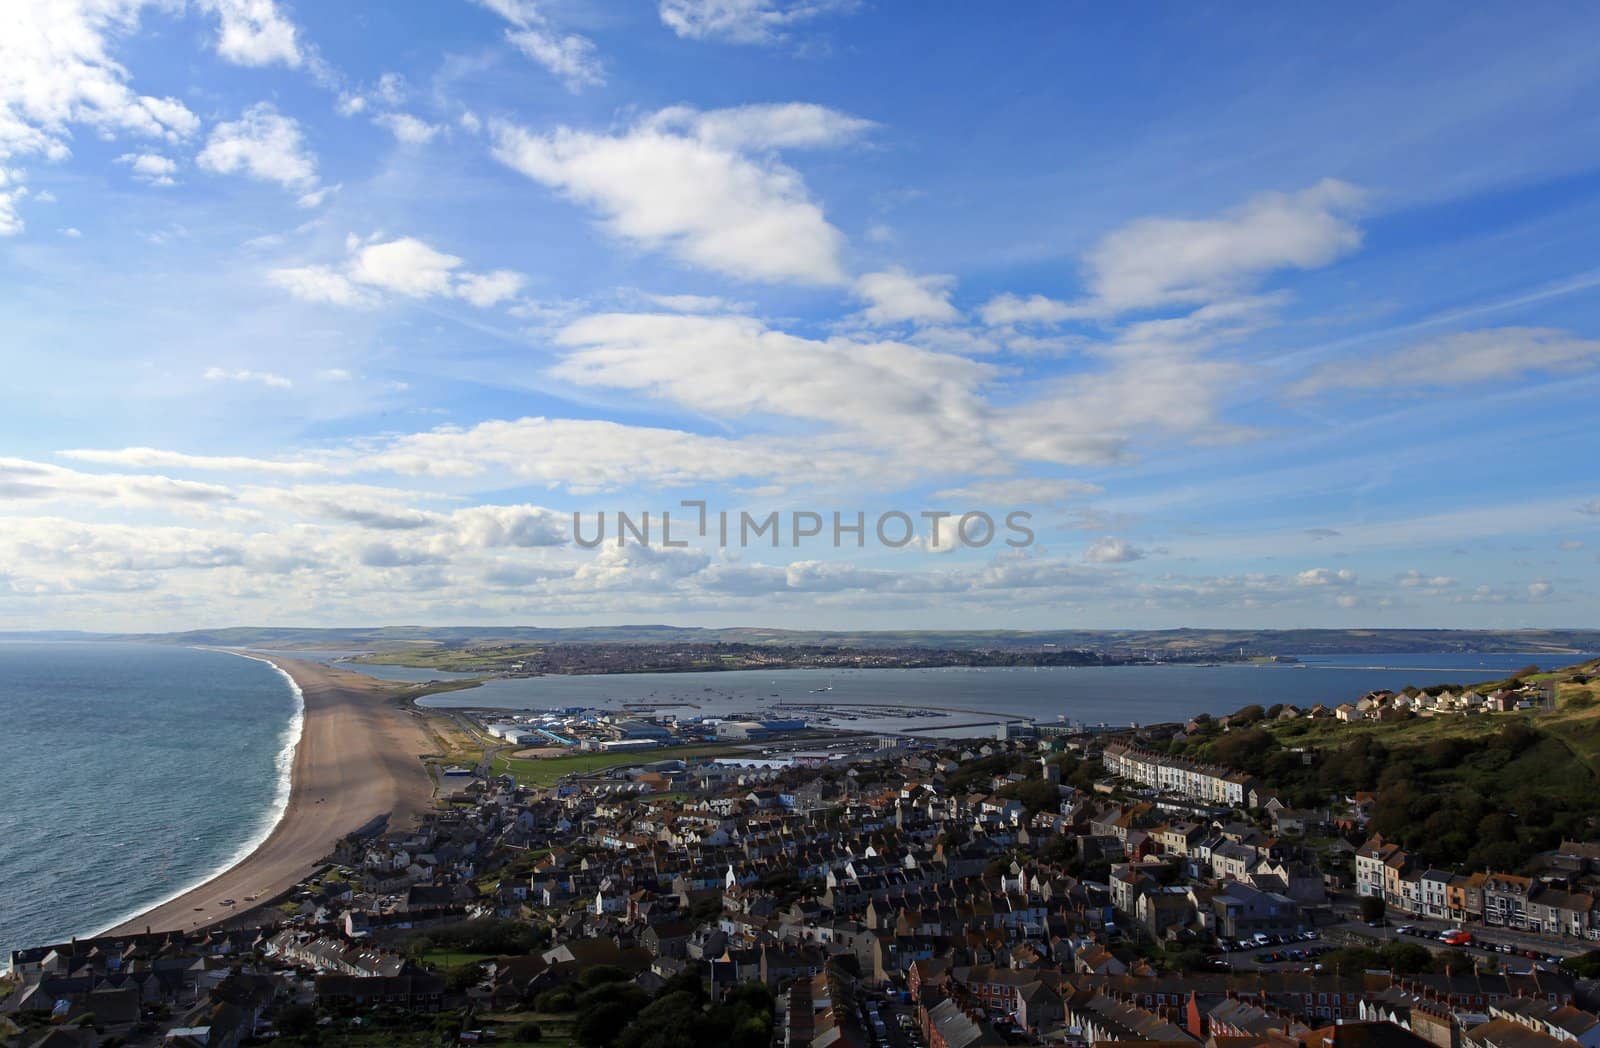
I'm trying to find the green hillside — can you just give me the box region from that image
[1174,658,1600,872]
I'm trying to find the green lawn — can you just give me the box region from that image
[491,744,745,786]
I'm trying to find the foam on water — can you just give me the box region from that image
[0,642,299,970]
[87,650,305,938]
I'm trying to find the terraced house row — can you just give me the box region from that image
[1357,835,1600,938]
[1102,742,1260,807]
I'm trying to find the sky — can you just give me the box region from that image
[2,0,1599,632]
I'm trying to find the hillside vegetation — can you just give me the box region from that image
[1172,658,1600,872]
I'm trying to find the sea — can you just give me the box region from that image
[0,644,1587,968]
[0,642,301,969]
[414,652,1583,735]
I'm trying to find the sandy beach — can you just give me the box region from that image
[105,656,436,936]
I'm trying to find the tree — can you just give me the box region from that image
[277,1003,317,1037]
[1563,950,1600,978]
[534,988,576,1012]
[445,960,484,993]
[578,965,631,989]
[1378,942,1432,975]
[1359,895,1386,923]
[513,1022,544,1042]
[574,982,651,1047]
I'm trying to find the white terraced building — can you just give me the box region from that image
[1101,743,1256,807]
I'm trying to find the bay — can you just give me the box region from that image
[0,642,299,968]
[413,651,1589,735]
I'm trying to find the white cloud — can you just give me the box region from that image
[373,72,407,106]
[472,0,604,91]
[999,345,1250,466]
[574,544,711,590]
[0,0,199,234]
[196,0,303,68]
[1079,179,1365,314]
[0,457,232,506]
[1528,580,1554,599]
[116,151,177,186]
[647,103,874,151]
[450,504,567,548]
[642,292,749,314]
[455,269,526,308]
[197,103,319,197]
[491,105,863,284]
[0,168,25,236]
[374,112,444,145]
[506,27,604,92]
[59,226,82,237]
[997,296,1273,466]
[267,264,379,307]
[349,237,461,297]
[0,1,199,163]
[1293,326,1600,395]
[658,0,857,45]
[60,447,333,476]
[1084,536,1144,564]
[910,327,1002,356]
[1296,567,1356,586]
[203,367,293,389]
[1398,569,1457,589]
[551,312,994,449]
[1580,500,1600,517]
[293,183,336,208]
[936,477,1101,505]
[270,235,526,310]
[360,415,875,492]
[982,181,1364,324]
[978,293,1081,327]
[854,268,960,326]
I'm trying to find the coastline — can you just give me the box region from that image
[101,655,435,936]
[89,651,306,941]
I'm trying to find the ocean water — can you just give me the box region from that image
[1,644,1583,966]
[0,643,299,968]
[414,651,1591,735]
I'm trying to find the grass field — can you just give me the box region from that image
[490,744,747,786]
[357,644,531,671]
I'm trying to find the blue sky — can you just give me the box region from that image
[2,0,1599,631]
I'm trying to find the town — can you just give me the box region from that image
[8,660,1600,1048]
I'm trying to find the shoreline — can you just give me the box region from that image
[90,651,307,940]
[101,655,435,937]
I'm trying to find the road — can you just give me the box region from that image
[1324,897,1585,962]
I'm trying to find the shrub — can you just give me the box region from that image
[533,988,575,1012]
